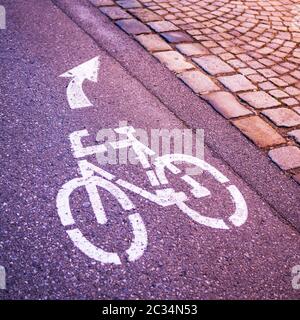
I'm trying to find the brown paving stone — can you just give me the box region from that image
[155,9,168,15]
[202,91,253,119]
[100,6,131,20]
[193,55,234,75]
[282,98,299,106]
[258,82,277,91]
[116,0,142,9]
[269,77,288,87]
[176,43,209,56]
[218,74,256,92]
[246,74,266,84]
[153,51,194,73]
[280,75,298,85]
[90,0,114,6]
[269,146,300,170]
[239,68,256,76]
[178,70,219,94]
[293,107,300,115]
[288,130,300,144]
[247,61,264,69]
[284,86,300,96]
[220,52,235,60]
[116,18,151,35]
[135,34,172,52]
[257,68,278,78]
[129,8,161,22]
[233,116,285,148]
[291,70,300,80]
[262,108,300,128]
[147,21,179,32]
[237,54,252,62]
[238,91,281,109]
[271,65,288,74]
[269,90,289,99]
[160,31,193,43]
[293,174,300,185]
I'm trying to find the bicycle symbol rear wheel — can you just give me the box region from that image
[56,175,148,264]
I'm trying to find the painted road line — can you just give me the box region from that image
[126,213,148,262]
[69,130,107,159]
[60,56,100,109]
[67,228,122,265]
[0,266,6,290]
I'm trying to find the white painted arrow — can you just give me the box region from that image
[60,56,100,109]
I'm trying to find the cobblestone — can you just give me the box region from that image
[293,173,300,184]
[282,97,299,106]
[116,0,142,9]
[116,18,151,34]
[153,51,194,73]
[176,43,209,56]
[269,146,300,170]
[193,55,234,75]
[262,108,300,127]
[203,91,253,119]
[100,6,131,19]
[90,0,114,6]
[147,20,179,32]
[129,8,161,22]
[160,31,193,43]
[218,74,256,92]
[178,70,219,94]
[288,129,300,144]
[135,34,172,52]
[294,107,300,115]
[92,0,300,178]
[238,91,281,109]
[233,116,285,148]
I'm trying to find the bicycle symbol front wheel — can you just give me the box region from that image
[154,154,248,230]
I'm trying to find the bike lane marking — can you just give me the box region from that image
[60,56,100,109]
[56,124,249,264]
[67,228,122,265]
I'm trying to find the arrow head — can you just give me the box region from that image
[60,56,100,82]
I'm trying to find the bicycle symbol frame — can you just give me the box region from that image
[56,126,248,265]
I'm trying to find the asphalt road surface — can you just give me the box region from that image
[0,0,299,299]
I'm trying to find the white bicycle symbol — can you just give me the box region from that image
[56,126,248,265]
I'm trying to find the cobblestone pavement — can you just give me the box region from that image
[90,0,300,183]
